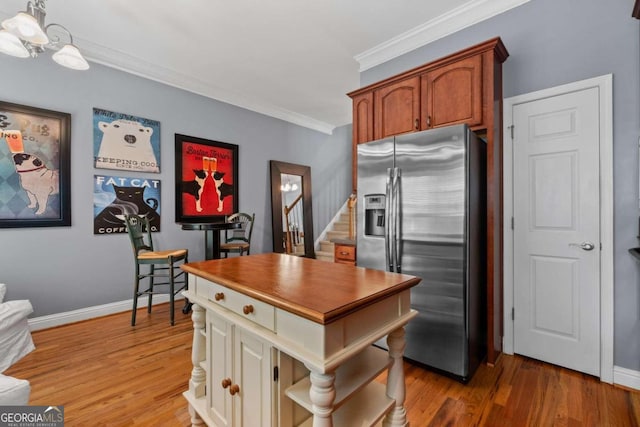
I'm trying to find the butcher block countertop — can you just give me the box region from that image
[181,253,421,325]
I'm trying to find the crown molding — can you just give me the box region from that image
[0,5,336,136]
[81,40,336,135]
[355,0,530,72]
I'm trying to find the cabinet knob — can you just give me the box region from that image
[243,304,254,315]
[214,292,225,301]
[427,115,432,127]
[339,251,349,256]
[414,118,419,130]
[229,384,240,396]
[221,378,232,388]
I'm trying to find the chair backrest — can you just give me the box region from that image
[124,214,154,256]
[225,213,255,244]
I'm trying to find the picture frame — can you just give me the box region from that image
[93,108,161,173]
[175,134,238,223]
[0,101,71,228]
[94,175,161,235]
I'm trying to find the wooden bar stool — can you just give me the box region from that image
[124,214,188,326]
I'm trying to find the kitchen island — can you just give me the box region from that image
[181,253,420,427]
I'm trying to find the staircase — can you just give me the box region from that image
[315,197,355,262]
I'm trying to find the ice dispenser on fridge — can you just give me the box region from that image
[364,194,386,237]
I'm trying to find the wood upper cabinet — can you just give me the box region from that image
[370,56,483,140]
[351,92,374,190]
[352,92,374,144]
[421,54,482,130]
[348,38,503,148]
[374,76,420,139]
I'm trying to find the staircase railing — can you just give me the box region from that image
[348,194,356,240]
[284,193,303,253]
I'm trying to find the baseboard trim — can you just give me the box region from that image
[613,365,640,391]
[27,295,184,331]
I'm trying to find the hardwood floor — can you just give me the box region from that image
[5,303,639,426]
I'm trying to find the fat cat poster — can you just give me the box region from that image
[93,175,161,234]
[93,108,161,173]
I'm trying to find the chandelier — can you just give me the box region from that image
[0,0,89,70]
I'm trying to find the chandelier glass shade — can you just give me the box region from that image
[0,0,89,70]
[3,11,48,44]
[0,30,29,57]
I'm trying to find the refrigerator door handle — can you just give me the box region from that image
[393,167,401,273]
[385,168,393,272]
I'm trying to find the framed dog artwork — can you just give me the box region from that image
[175,134,238,223]
[0,101,71,228]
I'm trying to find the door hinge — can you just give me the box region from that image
[273,366,279,382]
[509,125,514,140]
[511,217,514,230]
[511,307,515,321]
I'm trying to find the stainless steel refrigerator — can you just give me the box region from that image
[357,124,486,381]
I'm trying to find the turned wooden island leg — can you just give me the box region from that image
[188,303,206,426]
[383,326,409,427]
[188,404,205,426]
[307,368,336,427]
[190,303,206,396]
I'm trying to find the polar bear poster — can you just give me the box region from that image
[93,109,160,173]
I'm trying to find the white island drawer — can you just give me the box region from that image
[198,279,275,331]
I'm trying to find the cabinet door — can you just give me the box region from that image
[352,92,374,144]
[352,92,375,191]
[234,328,274,427]
[374,76,421,139]
[208,313,233,427]
[422,55,483,129]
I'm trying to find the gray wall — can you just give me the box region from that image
[362,0,639,371]
[0,58,351,318]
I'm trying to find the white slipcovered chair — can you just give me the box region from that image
[0,283,35,405]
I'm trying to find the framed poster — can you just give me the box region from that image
[175,134,238,223]
[93,175,161,235]
[0,101,71,228]
[93,108,161,173]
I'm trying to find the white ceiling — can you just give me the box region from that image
[0,0,528,134]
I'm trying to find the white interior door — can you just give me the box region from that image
[512,86,601,376]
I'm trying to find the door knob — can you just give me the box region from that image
[569,241,595,251]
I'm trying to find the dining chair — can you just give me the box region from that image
[124,214,188,326]
[220,213,255,257]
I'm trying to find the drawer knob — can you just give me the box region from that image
[221,378,232,388]
[214,292,225,301]
[229,384,240,396]
[340,251,349,256]
[243,304,254,315]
